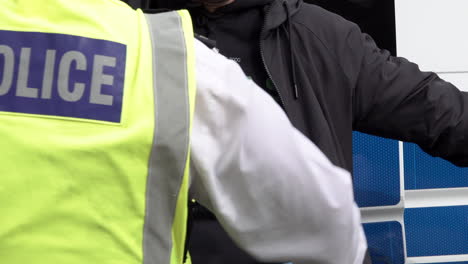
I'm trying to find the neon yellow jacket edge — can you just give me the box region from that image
[0,0,196,263]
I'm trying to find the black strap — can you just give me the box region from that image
[195,34,217,49]
[182,200,197,263]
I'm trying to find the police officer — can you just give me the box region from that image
[0,1,366,264]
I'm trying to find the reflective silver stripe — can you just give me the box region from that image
[143,11,191,264]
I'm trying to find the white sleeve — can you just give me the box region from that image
[190,39,367,264]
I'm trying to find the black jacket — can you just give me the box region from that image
[154,1,468,264]
[192,0,468,172]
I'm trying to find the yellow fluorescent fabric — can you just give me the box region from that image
[0,0,154,263]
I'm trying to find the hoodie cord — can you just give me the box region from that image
[283,0,299,99]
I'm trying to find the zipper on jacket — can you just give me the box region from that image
[260,4,286,108]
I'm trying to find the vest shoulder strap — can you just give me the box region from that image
[142,10,196,264]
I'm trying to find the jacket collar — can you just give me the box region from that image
[262,0,302,37]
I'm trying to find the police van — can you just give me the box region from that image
[333,1,468,263]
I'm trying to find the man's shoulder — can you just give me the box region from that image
[292,2,358,43]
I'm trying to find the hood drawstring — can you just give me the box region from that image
[283,0,299,99]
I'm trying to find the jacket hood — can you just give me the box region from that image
[218,0,275,12]
[152,0,274,11]
[152,0,302,32]
[262,0,302,34]
[219,0,302,26]
[196,0,303,32]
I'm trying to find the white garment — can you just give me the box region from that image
[190,39,367,264]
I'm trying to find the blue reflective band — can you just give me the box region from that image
[404,143,468,190]
[0,30,126,123]
[363,222,405,264]
[353,132,400,207]
[405,206,468,257]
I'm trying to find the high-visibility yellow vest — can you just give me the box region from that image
[0,1,196,264]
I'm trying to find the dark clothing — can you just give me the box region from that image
[192,0,468,171]
[185,0,468,264]
[191,3,268,89]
